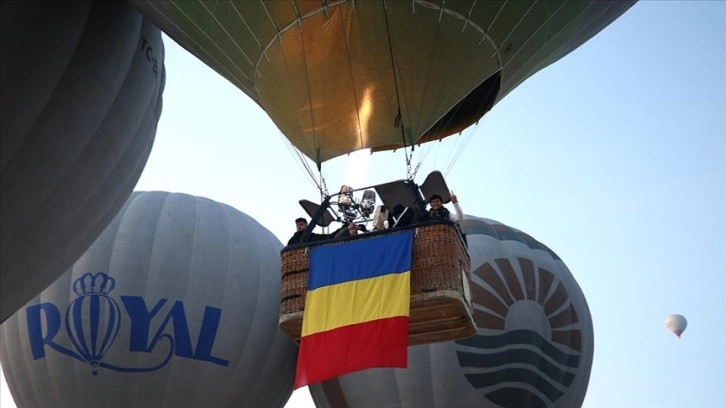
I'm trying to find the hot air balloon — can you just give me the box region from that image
[665,314,687,338]
[0,1,166,322]
[0,192,297,407]
[309,215,594,408]
[130,0,634,167]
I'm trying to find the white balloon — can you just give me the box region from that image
[1,192,297,407]
[310,215,594,408]
[1,2,166,322]
[665,314,688,338]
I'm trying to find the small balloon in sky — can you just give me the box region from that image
[665,314,688,338]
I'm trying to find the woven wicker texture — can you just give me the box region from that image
[278,223,475,344]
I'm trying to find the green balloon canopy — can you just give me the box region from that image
[131,0,635,165]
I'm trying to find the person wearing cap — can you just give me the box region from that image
[427,192,463,224]
[345,221,360,236]
[287,217,346,246]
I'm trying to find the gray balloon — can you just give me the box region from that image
[0,1,166,322]
[310,215,594,408]
[0,192,297,407]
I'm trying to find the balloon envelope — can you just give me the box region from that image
[131,0,634,163]
[665,314,687,338]
[0,192,297,407]
[310,215,594,408]
[130,0,635,164]
[1,1,166,322]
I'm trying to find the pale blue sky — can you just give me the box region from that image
[2,1,724,407]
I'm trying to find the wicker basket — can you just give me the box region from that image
[279,222,475,346]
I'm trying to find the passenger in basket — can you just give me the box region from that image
[426,192,467,247]
[388,204,415,228]
[426,192,463,224]
[287,217,345,246]
[346,222,360,236]
[330,221,368,239]
[334,221,367,238]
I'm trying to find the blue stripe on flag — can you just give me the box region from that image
[308,231,413,290]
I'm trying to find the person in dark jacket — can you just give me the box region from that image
[426,192,468,247]
[287,217,345,246]
[388,204,415,228]
[426,192,463,224]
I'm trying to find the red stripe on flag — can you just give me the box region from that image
[294,316,409,388]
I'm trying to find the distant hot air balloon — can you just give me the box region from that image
[1,1,166,322]
[309,215,594,408]
[665,314,687,338]
[131,0,634,167]
[0,192,297,407]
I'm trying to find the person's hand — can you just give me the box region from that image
[450,191,458,204]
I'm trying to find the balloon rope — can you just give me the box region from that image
[338,5,364,150]
[294,0,321,169]
[319,170,329,199]
[279,1,327,197]
[278,130,325,194]
[382,0,413,179]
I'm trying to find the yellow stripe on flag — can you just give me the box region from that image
[301,271,410,337]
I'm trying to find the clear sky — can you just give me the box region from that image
[2,1,724,407]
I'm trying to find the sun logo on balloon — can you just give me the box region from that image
[455,256,583,408]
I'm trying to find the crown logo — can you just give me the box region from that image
[72,272,116,296]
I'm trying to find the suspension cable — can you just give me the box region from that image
[319,170,329,199]
[284,137,320,187]
[382,0,414,179]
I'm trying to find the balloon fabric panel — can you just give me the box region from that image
[1,1,166,323]
[130,0,635,164]
[0,192,298,407]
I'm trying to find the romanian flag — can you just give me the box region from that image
[294,231,413,388]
